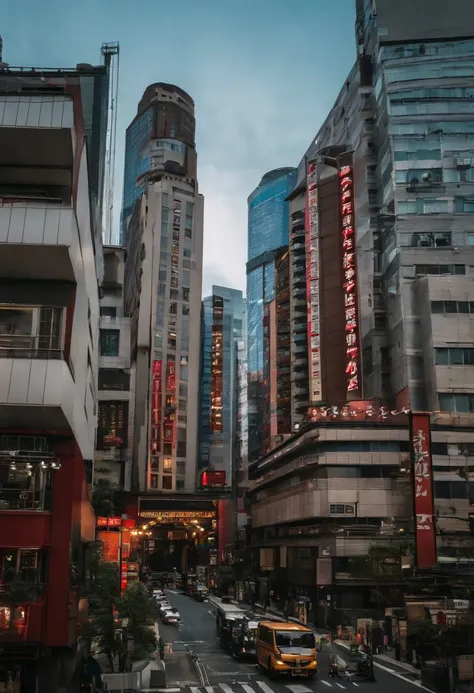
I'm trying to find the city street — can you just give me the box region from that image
[157,591,430,693]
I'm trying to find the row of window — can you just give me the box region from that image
[439,393,474,413]
[432,300,474,314]
[415,264,466,276]
[435,348,474,366]
[398,198,474,214]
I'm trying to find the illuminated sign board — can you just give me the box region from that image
[305,160,322,403]
[97,516,122,528]
[150,360,162,480]
[338,164,361,397]
[410,412,436,569]
[308,401,410,424]
[210,297,224,433]
[139,511,215,519]
[201,470,226,487]
[97,402,128,450]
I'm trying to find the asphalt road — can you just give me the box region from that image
[157,590,431,693]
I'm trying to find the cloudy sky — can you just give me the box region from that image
[0,0,356,295]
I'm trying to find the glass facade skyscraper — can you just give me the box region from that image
[246,168,296,461]
[199,286,245,483]
[120,82,197,245]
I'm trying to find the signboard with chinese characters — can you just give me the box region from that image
[305,160,322,403]
[139,510,215,520]
[410,412,436,569]
[97,401,128,450]
[308,401,410,424]
[338,164,361,398]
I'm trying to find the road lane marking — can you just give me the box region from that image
[205,687,214,693]
[286,686,312,693]
[352,684,360,687]
[240,685,256,693]
[256,681,275,693]
[219,685,235,693]
[321,682,332,687]
[335,684,346,689]
[191,688,202,693]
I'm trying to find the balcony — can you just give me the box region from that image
[0,335,62,361]
[0,201,80,282]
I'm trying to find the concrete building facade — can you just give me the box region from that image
[123,84,203,496]
[94,246,132,490]
[0,64,106,690]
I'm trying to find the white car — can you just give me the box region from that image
[162,608,180,624]
[159,602,172,615]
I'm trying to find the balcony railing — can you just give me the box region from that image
[0,488,51,511]
[0,335,62,360]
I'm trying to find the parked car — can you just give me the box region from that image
[159,602,172,616]
[162,608,180,624]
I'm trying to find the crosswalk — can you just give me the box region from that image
[167,679,363,693]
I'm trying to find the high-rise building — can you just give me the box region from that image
[199,286,245,484]
[248,0,474,625]
[120,83,197,245]
[123,83,203,498]
[0,62,107,690]
[247,168,296,461]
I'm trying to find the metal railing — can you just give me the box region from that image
[0,335,62,360]
[0,488,50,511]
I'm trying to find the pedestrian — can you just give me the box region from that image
[83,651,103,691]
[158,636,165,660]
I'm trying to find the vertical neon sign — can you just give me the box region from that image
[339,164,360,397]
[305,160,322,403]
[410,412,437,569]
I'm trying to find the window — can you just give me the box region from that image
[182,305,189,316]
[163,443,172,456]
[185,228,192,239]
[154,333,162,349]
[169,303,177,315]
[329,503,356,516]
[100,306,117,318]
[158,283,166,297]
[182,288,190,301]
[0,305,63,355]
[150,474,159,489]
[409,232,451,248]
[177,461,186,475]
[177,441,187,457]
[162,475,173,490]
[176,480,185,491]
[397,200,417,214]
[431,300,474,314]
[100,329,120,357]
[183,248,191,258]
[435,348,474,366]
[415,264,465,276]
[163,457,173,471]
[180,365,188,381]
[438,392,474,413]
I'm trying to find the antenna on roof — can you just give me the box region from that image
[0,36,3,63]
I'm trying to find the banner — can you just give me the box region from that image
[410,412,437,569]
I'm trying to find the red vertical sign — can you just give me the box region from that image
[410,412,437,569]
[339,164,361,398]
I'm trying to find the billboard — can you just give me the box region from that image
[98,530,120,563]
[410,412,436,569]
[338,164,361,399]
[305,160,322,403]
[201,470,226,487]
[97,402,129,450]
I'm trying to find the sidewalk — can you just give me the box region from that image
[335,639,421,678]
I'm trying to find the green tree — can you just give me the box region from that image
[86,548,122,671]
[87,549,158,672]
[118,582,158,670]
[91,479,116,518]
